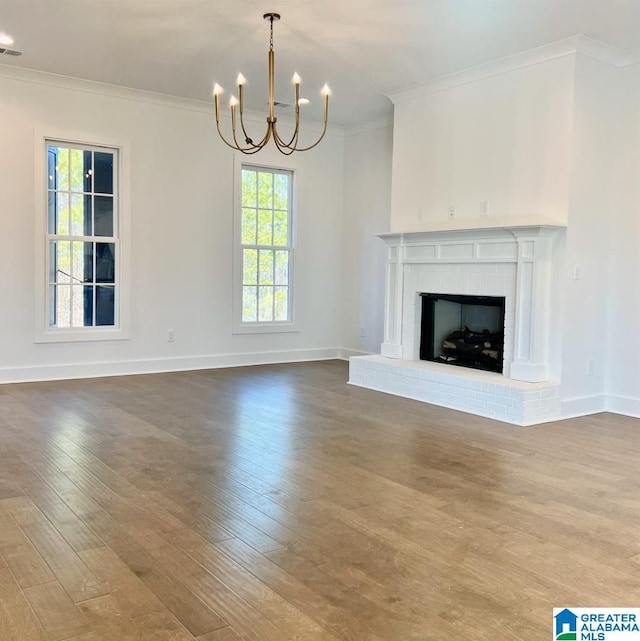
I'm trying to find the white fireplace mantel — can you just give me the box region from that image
[378,222,565,383]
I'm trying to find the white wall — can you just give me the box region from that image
[559,55,621,412]
[0,68,345,382]
[340,121,393,354]
[604,64,640,414]
[389,56,576,231]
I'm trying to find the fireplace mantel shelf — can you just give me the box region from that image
[378,216,566,239]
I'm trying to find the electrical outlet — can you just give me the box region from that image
[447,206,456,220]
[359,326,365,338]
[168,329,175,342]
[480,200,490,217]
[573,265,581,281]
[588,360,595,376]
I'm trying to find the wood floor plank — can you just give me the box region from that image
[108,531,229,636]
[21,520,109,602]
[121,529,302,641]
[130,611,197,640]
[197,627,245,641]
[0,501,57,588]
[79,545,166,619]
[22,580,89,641]
[251,541,397,637]
[0,567,48,641]
[0,542,56,589]
[0,496,49,526]
[170,533,339,641]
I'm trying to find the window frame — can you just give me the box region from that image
[34,132,130,343]
[232,156,298,334]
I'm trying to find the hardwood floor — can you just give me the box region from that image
[0,360,639,640]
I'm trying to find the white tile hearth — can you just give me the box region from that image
[349,355,561,426]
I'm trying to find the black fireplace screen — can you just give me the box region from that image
[419,293,505,373]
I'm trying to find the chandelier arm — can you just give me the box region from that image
[272,98,301,148]
[237,125,273,154]
[238,115,274,150]
[230,110,244,150]
[287,100,329,151]
[274,95,328,151]
[277,80,302,148]
[293,125,328,151]
[272,134,297,156]
[238,114,255,146]
[231,110,272,152]
[215,115,251,151]
[232,127,273,155]
[252,124,274,150]
[237,144,271,155]
[216,124,269,153]
[272,120,301,149]
[252,126,273,149]
[279,119,328,152]
[238,86,261,148]
[215,104,271,153]
[279,85,304,148]
[236,115,267,150]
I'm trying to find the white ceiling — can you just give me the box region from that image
[0,0,639,126]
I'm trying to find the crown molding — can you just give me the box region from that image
[387,35,639,105]
[0,63,345,137]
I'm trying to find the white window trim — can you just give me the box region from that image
[232,153,300,335]
[34,130,131,343]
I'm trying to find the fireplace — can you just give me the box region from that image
[419,293,505,373]
[349,223,566,426]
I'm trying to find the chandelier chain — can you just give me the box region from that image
[269,17,274,52]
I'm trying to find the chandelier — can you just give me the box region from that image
[213,13,331,155]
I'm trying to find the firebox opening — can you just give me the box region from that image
[419,293,506,373]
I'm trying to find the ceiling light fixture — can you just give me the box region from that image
[0,33,14,46]
[213,13,331,155]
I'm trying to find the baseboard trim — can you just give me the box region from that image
[561,394,607,420]
[0,348,343,384]
[336,348,374,361]
[606,394,640,418]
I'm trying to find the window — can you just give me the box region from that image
[238,165,294,327]
[46,142,118,331]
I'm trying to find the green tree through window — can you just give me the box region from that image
[240,166,293,323]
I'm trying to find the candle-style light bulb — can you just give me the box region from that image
[213,83,223,96]
[236,73,247,86]
[321,84,332,97]
[292,72,301,85]
[229,95,239,107]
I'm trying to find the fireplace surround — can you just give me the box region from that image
[349,222,566,426]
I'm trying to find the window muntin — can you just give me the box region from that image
[240,166,293,324]
[46,143,118,329]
